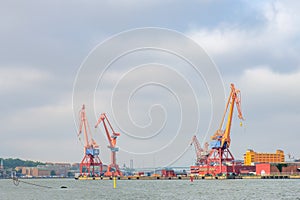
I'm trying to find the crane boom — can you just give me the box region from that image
[95,113,120,148]
[190,135,209,165]
[221,84,244,148]
[95,113,112,147]
[78,105,89,148]
[211,83,244,149]
[78,105,99,149]
[95,113,122,177]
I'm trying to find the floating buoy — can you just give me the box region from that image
[190,175,194,182]
[113,177,117,189]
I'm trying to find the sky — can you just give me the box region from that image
[1,0,300,168]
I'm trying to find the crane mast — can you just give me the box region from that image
[78,105,99,150]
[206,83,244,175]
[78,104,102,177]
[95,113,122,177]
[221,84,244,148]
[210,83,244,149]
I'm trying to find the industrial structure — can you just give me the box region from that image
[95,113,122,177]
[78,105,103,177]
[191,83,245,175]
[256,162,300,175]
[72,83,298,179]
[244,149,285,166]
[190,135,209,166]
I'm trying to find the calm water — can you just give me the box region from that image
[0,178,299,200]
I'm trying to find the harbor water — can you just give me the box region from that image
[0,178,299,200]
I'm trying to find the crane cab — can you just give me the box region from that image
[86,148,100,156]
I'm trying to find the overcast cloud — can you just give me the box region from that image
[1,0,299,167]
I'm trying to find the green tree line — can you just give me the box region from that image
[0,158,45,169]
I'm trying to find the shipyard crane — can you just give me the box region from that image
[95,113,122,177]
[190,135,209,165]
[77,104,103,177]
[210,83,244,149]
[206,83,244,174]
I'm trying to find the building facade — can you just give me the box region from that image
[256,163,300,175]
[21,167,51,177]
[244,149,285,165]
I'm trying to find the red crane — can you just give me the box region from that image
[190,135,209,166]
[95,113,122,177]
[78,105,103,177]
[206,83,244,175]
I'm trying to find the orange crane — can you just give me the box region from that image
[95,113,122,177]
[190,135,209,166]
[78,104,103,177]
[206,83,244,174]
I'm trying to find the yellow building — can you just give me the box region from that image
[244,149,285,166]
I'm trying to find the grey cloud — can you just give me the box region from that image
[1,0,300,165]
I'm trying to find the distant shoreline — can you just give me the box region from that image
[75,175,300,180]
[2,175,299,180]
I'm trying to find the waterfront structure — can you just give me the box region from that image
[77,105,103,177]
[256,162,300,175]
[21,167,50,177]
[19,163,72,177]
[244,149,285,166]
[190,83,245,175]
[95,113,122,176]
